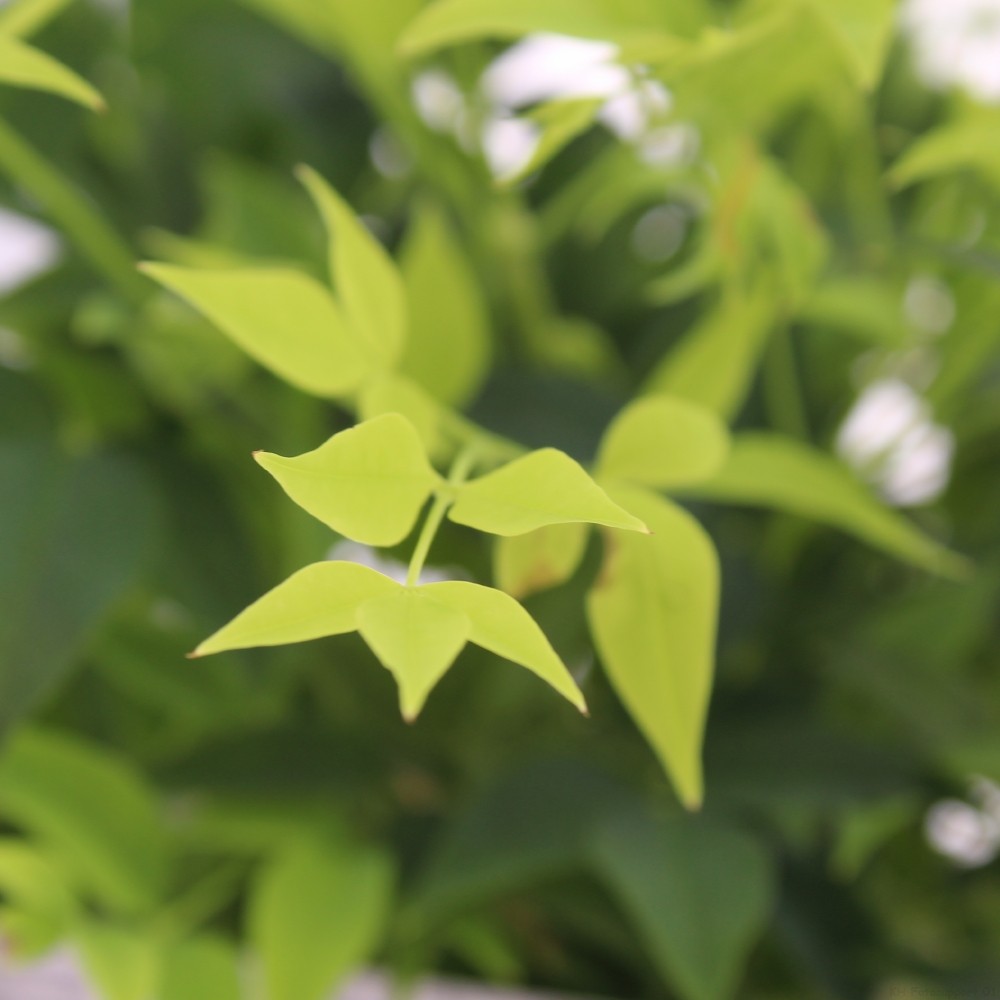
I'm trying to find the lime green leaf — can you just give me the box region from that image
[359,372,450,460]
[498,99,603,187]
[192,561,399,657]
[683,433,969,577]
[399,204,492,406]
[250,836,393,1000]
[161,937,241,1000]
[888,118,1000,192]
[0,0,74,38]
[254,414,440,547]
[811,0,895,90]
[422,581,587,712]
[494,523,589,599]
[297,164,407,368]
[0,35,104,110]
[139,264,368,397]
[797,276,906,346]
[0,729,168,914]
[0,840,77,956]
[596,395,730,489]
[643,291,774,418]
[76,923,159,1000]
[591,811,774,1000]
[357,589,470,720]
[450,448,649,536]
[398,0,630,56]
[587,485,718,808]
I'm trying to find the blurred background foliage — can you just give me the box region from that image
[0,0,999,997]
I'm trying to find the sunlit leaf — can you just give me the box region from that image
[587,484,718,808]
[250,836,393,1000]
[643,291,774,418]
[0,0,74,38]
[493,523,589,599]
[192,561,399,657]
[0,729,168,914]
[683,433,969,577]
[357,589,470,720]
[400,204,492,406]
[139,264,368,397]
[591,809,774,1000]
[450,448,649,536]
[0,35,104,110]
[498,99,603,186]
[596,395,730,489]
[0,839,77,956]
[888,117,1000,192]
[359,372,450,460]
[254,414,440,547]
[161,937,242,1000]
[297,164,407,367]
[422,581,587,712]
[812,0,895,90]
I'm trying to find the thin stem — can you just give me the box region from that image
[763,322,809,439]
[407,448,476,586]
[0,116,148,304]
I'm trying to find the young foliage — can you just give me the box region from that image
[0,33,104,110]
[493,522,589,599]
[254,414,441,547]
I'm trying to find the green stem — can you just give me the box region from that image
[407,448,476,586]
[0,116,148,304]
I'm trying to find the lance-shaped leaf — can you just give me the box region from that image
[139,264,368,397]
[191,562,399,657]
[643,290,774,419]
[422,581,587,712]
[0,0,74,38]
[297,165,407,368]
[587,484,719,809]
[249,837,393,1000]
[357,589,470,720]
[254,414,441,547]
[596,395,730,489]
[400,204,491,407]
[449,448,649,536]
[682,433,970,578]
[494,523,589,599]
[0,35,104,110]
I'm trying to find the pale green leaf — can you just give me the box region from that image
[399,0,635,56]
[422,581,587,712]
[586,484,719,808]
[449,448,649,536]
[76,924,159,1000]
[139,264,368,397]
[683,433,969,577]
[359,372,451,460]
[0,729,168,914]
[161,937,242,1000]
[193,561,399,657]
[357,589,470,720]
[498,99,603,186]
[591,811,774,1000]
[596,395,730,489]
[250,836,393,1000]
[493,523,589,599]
[643,290,774,418]
[0,0,73,39]
[297,164,407,367]
[254,414,440,547]
[811,0,895,90]
[0,840,77,956]
[797,276,905,345]
[0,35,104,110]
[888,118,1000,191]
[399,204,491,406]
